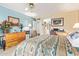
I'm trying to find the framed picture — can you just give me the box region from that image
[51,18,64,26]
[8,16,19,26]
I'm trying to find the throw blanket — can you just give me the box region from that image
[13,35,79,56]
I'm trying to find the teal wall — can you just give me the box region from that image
[0,6,33,27]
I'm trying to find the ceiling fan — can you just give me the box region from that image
[25,3,37,17]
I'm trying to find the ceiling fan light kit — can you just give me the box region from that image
[25,3,37,17]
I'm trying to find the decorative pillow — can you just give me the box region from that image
[69,32,79,40]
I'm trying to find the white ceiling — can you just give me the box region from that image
[0,3,79,19]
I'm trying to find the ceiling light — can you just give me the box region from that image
[29,3,34,8]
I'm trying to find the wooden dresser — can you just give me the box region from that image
[5,32,26,48]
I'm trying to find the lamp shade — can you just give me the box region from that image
[28,24,32,27]
[22,27,30,31]
[73,23,79,29]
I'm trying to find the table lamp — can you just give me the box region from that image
[22,27,30,32]
[73,23,79,32]
[28,24,32,28]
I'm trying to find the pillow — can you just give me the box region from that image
[69,32,79,40]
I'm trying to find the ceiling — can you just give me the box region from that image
[0,3,79,19]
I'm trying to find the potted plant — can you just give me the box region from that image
[1,20,11,33]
